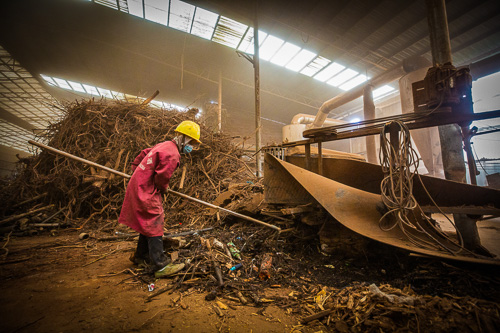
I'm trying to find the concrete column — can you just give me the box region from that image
[363,85,377,164]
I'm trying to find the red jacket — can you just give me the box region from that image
[118,141,180,237]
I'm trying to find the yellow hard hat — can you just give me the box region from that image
[175,120,201,143]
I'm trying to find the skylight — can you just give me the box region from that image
[314,62,345,82]
[67,80,86,93]
[97,87,113,98]
[150,100,163,108]
[82,84,100,96]
[327,68,358,87]
[338,74,368,91]
[259,35,285,61]
[285,49,317,72]
[168,0,195,33]
[190,7,219,40]
[53,78,72,90]
[237,29,267,55]
[270,42,301,66]
[40,74,189,112]
[212,16,248,48]
[0,120,37,153]
[94,0,119,10]
[111,91,126,100]
[1,45,62,131]
[40,74,56,86]
[372,85,395,98]
[90,0,375,93]
[127,0,143,18]
[144,0,169,26]
[300,56,330,77]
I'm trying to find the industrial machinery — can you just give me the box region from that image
[262,54,500,264]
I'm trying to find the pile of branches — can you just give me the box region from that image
[1,99,253,231]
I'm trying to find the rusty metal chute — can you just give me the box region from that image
[264,153,500,265]
[283,155,500,213]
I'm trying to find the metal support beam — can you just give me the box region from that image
[218,71,222,133]
[305,143,311,171]
[253,0,262,177]
[295,109,500,145]
[317,141,323,176]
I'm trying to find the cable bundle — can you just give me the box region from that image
[378,120,470,255]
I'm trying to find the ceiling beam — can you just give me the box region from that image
[358,0,492,73]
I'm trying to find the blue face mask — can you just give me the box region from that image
[183,144,193,154]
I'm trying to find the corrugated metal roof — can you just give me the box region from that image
[0,46,62,130]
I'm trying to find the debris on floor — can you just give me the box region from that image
[1,98,499,331]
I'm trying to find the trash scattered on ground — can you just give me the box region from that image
[0,98,499,331]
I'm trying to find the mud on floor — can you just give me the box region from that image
[0,225,499,333]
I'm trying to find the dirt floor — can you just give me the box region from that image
[1,221,499,333]
[0,231,297,333]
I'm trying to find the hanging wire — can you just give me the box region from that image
[378,120,475,256]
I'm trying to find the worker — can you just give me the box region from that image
[118,120,201,278]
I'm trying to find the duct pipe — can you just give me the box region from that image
[291,113,346,126]
[285,114,347,143]
[310,57,430,129]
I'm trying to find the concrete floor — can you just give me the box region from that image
[435,215,500,258]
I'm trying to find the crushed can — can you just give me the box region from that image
[259,253,273,280]
[227,242,241,260]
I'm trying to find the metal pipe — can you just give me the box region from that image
[167,188,280,231]
[425,0,452,66]
[291,113,346,126]
[29,140,131,179]
[28,140,281,231]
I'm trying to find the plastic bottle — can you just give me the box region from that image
[230,263,243,271]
